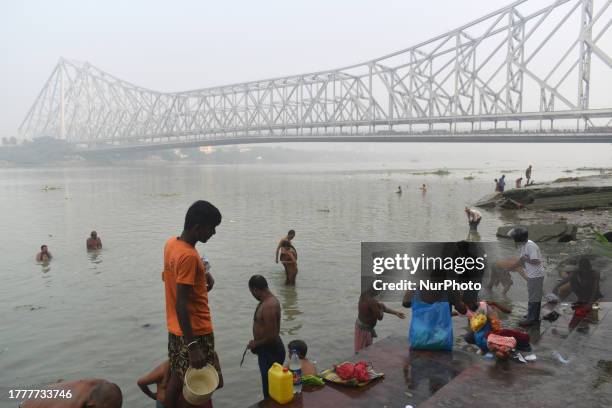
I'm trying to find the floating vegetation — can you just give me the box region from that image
[500,169,516,173]
[410,168,451,176]
[41,185,62,191]
[14,304,45,312]
[317,209,331,212]
[576,167,612,172]
[562,169,574,173]
[464,175,475,181]
[553,177,580,183]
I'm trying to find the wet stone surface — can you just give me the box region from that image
[251,304,612,407]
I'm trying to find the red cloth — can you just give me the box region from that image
[354,322,373,353]
[573,304,592,318]
[493,329,530,347]
[487,334,517,350]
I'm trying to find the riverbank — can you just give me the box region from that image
[475,172,612,212]
[250,303,612,407]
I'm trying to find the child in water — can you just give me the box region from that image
[285,339,317,376]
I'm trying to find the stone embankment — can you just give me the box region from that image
[475,174,612,212]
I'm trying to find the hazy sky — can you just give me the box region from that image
[1,0,610,138]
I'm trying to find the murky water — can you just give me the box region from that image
[1,143,610,407]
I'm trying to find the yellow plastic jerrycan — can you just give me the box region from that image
[268,362,294,404]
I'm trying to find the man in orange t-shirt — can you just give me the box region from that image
[162,200,222,408]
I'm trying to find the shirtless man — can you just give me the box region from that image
[279,240,298,285]
[275,230,296,264]
[525,165,532,185]
[138,360,169,408]
[21,379,122,408]
[86,231,102,250]
[36,245,52,262]
[355,286,405,353]
[247,275,285,399]
[515,177,523,189]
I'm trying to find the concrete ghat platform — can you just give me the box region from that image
[250,305,612,408]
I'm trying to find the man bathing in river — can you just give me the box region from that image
[86,231,102,250]
[247,274,285,398]
[275,229,296,263]
[21,379,122,408]
[275,229,298,284]
[355,286,405,353]
[279,240,298,285]
[162,200,221,408]
[36,245,52,262]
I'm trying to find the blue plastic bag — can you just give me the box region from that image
[474,322,492,352]
[408,293,453,351]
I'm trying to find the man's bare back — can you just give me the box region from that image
[21,379,122,408]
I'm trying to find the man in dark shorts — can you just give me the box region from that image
[162,200,221,408]
[247,275,285,399]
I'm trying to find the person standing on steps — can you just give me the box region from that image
[247,275,285,399]
[162,200,222,408]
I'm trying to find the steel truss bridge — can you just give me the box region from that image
[19,0,612,151]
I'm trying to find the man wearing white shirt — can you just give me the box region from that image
[464,207,482,231]
[507,228,545,327]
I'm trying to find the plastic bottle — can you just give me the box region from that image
[289,349,302,394]
[201,255,211,272]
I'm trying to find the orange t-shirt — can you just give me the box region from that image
[162,237,212,336]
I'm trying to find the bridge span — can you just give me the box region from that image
[19,0,612,150]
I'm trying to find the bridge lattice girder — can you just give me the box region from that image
[18,0,612,145]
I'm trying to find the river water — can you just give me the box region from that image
[1,143,610,407]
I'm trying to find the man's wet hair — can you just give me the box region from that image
[89,381,123,408]
[288,229,295,236]
[249,274,268,290]
[41,245,47,250]
[508,227,528,243]
[184,200,222,230]
[288,339,308,359]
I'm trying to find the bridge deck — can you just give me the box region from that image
[77,133,612,154]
